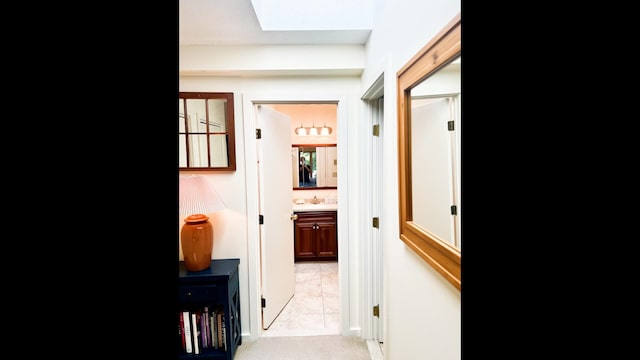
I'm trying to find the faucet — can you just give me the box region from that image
[312,195,319,204]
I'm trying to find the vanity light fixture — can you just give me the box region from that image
[296,123,307,136]
[294,122,333,136]
[308,124,319,136]
[320,123,332,136]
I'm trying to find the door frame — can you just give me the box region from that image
[360,58,391,350]
[242,93,351,340]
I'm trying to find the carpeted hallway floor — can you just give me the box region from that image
[233,335,372,360]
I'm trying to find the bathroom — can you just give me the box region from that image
[261,103,338,213]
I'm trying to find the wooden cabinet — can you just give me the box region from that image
[294,211,337,261]
[178,259,241,359]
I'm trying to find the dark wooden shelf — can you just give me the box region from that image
[178,259,241,360]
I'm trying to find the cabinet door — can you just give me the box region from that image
[295,221,317,259]
[315,221,337,258]
[294,211,337,261]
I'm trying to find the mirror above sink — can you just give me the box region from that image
[292,144,338,190]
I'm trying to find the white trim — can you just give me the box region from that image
[360,99,375,340]
[242,93,261,341]
[359,56,390,343]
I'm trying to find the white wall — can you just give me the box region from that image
[362,1,461,359]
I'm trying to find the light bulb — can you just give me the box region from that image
[309,126,318,136]
[296,124,307,136]
[320,124,331,136]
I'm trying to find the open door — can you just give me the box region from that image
[411,98,457,245]
[257,105,296,329]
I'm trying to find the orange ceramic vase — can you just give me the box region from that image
[181,214,213,271]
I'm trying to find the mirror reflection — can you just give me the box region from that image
[298,147,315,187]
[179,98,228,167]
[410,56,461,249]
[291,145,337,189]
[178,92,236,171]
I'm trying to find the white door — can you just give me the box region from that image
[411,98,456,245]
[257,105,296,329]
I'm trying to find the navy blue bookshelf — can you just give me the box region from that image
[178,259,241,360]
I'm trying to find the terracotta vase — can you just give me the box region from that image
[181,214,213,271]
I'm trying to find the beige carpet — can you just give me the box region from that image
[234,335,371,360]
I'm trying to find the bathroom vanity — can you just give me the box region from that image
[293,204,338,261]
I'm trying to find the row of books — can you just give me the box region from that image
[178,305,227,354]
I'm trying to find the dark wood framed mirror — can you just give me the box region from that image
[179,92,236,171]
[397,13,461,290]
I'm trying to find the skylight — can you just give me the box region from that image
[251,0,373,31]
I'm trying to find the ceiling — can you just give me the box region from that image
[179,0,372,46]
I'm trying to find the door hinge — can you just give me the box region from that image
[259,215,264,224]
[450,205,457,215]
[372,124,380,137]
[448,120,455,131]
[373,305,379,317]
[256,128,262,139]
[372,217,379,228]
[261,297,266,308]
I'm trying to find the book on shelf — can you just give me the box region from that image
[179,312,186,352]
[210,308,218,349]
[182,311,193,354]
[216,308,223,351]
[197,311,205,350]
[203,306,210,349]
[191,312,200,354]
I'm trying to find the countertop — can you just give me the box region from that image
[293,202,338,212]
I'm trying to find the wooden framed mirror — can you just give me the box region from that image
[179,92,236,171]
[397,13,461,290]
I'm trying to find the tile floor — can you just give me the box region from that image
[262,261,340,337]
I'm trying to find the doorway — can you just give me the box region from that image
[259,103,339,336]
[242,94,350,341]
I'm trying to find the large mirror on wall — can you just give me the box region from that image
[397,13,461,290]
[291,144,337,189]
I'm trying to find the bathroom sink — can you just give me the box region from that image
[292,201,338,212]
